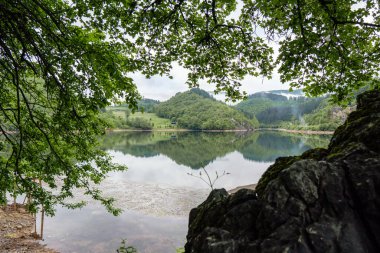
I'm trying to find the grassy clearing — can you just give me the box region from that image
[107,106,175,129]
[129,112,175,129]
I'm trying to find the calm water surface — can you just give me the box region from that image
[41,131,330,253]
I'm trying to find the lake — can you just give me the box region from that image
[40,131,331,253]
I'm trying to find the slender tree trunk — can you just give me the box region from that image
[13,182,17,210]
[39,179,44,239]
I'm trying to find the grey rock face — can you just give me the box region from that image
[185,90,380,253]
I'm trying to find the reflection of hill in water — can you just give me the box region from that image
[153,132,246,169]
[99,132,165,157]
[238,132,330,162]
[100,132,246,169]
[99,131,330,169]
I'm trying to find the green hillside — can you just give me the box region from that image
[255,97,323,124]
[235,92,289,118]
[280,99,355,131]
[235,91,323,123]
[155,88,259,130]
[101,88,350,132]
[235,90,356,131]
[137,98,160,113]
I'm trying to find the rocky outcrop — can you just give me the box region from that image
[185,90,380,253]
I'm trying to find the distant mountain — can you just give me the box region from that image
[295,99,355,131]
[155,88,259,130]
[235,90,323,125]
[105,88,352,132]
[235,89,357,131]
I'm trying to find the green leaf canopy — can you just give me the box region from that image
[0,0,379,214]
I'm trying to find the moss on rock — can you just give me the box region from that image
[255,148,328,197]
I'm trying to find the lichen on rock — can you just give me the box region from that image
[185,89,380,253]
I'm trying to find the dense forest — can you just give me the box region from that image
[235,91,353,131]
[155,89,259,130]
[137,99,160,113]
[235,92,324,123]
[99,88,353,131]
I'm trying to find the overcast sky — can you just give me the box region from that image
[130,0,293,102]
[131,63,289,102]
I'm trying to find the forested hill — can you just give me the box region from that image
[235,90,353,131]
[137,98,160,112]
[102,89,352,131]
[155,88,259,130]
[117,98,160,112]
[235,90,323,122]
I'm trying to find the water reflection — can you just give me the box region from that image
[43,205,187,253]
[100,131,330,167]
[42,131,330,253]
[100,131,247,169]
[239,132,330,162]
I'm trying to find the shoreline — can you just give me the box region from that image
[0,204,57,253]
[106,128,334,135]
[1,128,335,135]
[106,128,255,133]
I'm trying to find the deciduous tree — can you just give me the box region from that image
[243,0,380,100]
[0,0,378,214]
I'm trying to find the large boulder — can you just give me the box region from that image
[185,90,380,253]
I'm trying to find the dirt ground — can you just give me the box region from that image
[0,204,57,253]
